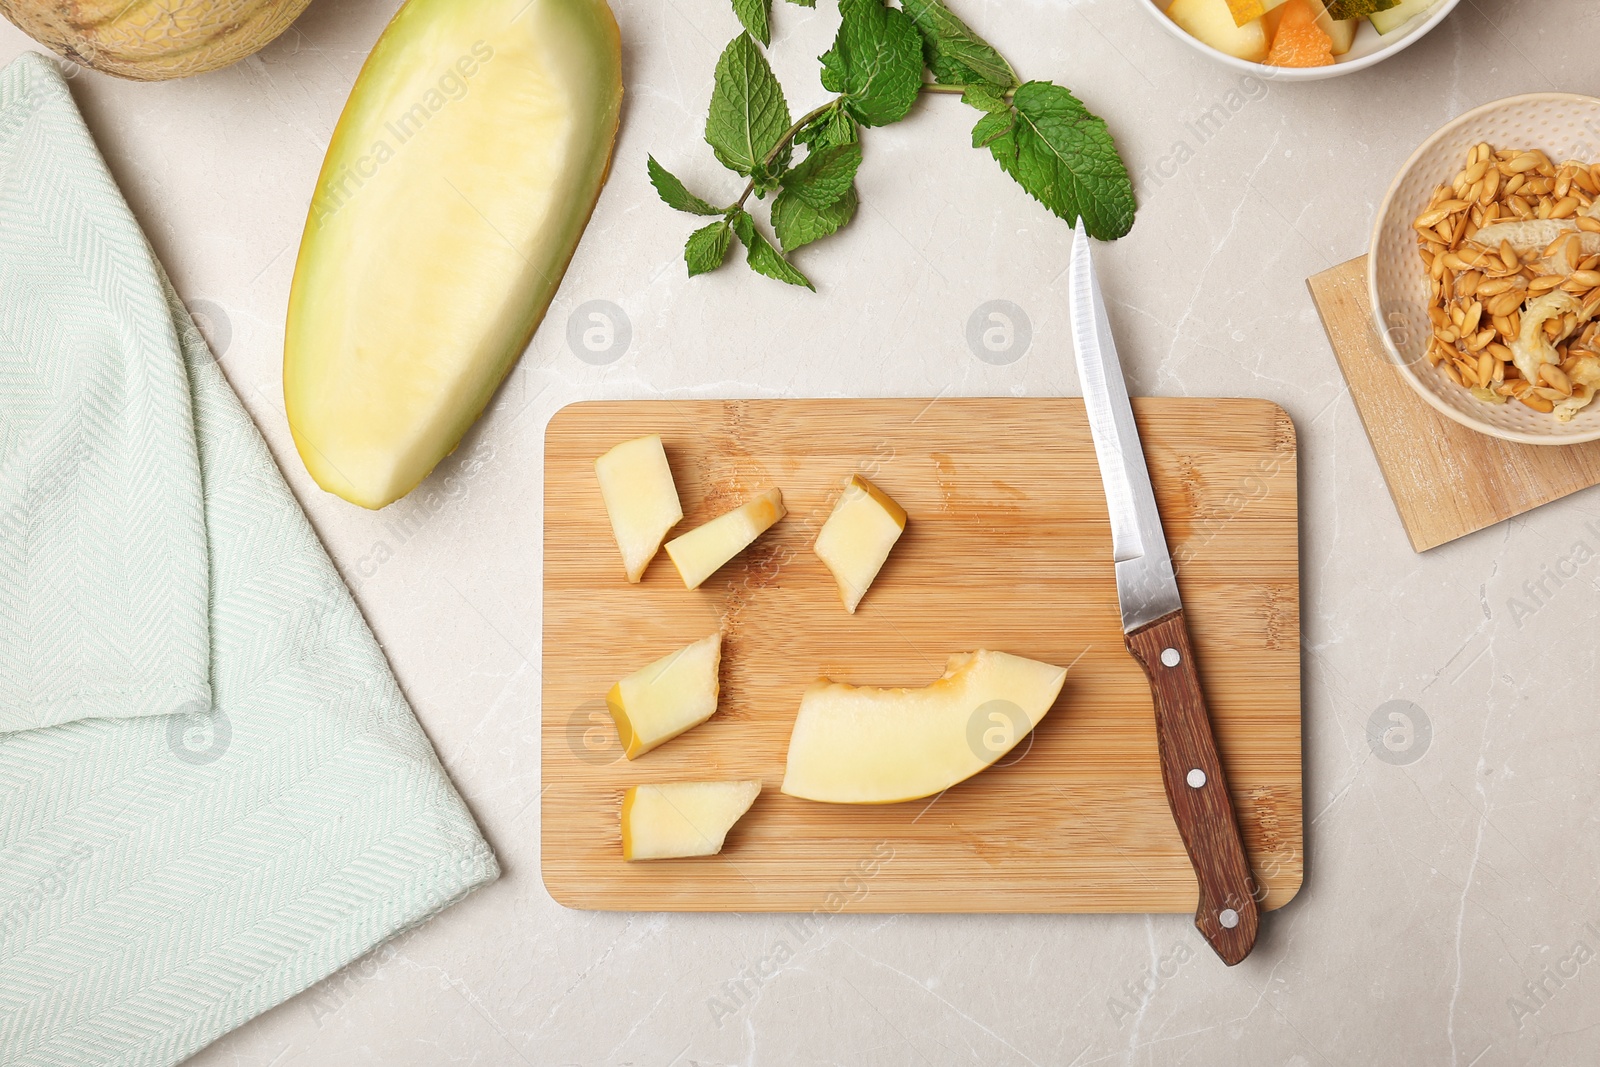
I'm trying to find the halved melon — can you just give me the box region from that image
[0,0,313,80]
[285,0,623,508]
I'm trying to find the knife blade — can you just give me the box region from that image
[1067,221,1260,966]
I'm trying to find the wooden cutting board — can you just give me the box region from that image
[541,399,1302,913]
[1309,256,1600,551]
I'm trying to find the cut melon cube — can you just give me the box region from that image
[595,435,683,583]
[813,474,907,614]
[1225,0,1289,27]
[1322,16,1357,54]
[1370,0,1437,34]
[665,488,786,590]
[607,633,721,759]
[1265,0,1335,66]
[1168,0,1270,62]
[622,780,761,860]
[1293,0,1358,53]
[1318,11,1359,52]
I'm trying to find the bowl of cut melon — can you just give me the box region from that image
[1145,0,1459,80]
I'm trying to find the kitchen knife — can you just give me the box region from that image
[1067,220,1260,966]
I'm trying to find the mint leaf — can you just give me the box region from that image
[771,143,862,251]
[781,143,862,207]
[731,0,771,45]
[983,81,1135,240]
[900,0,1018,89]
[648,156,722,215]
[707,33,792,177]
[773,184,857,252]
[730,209,815,289]
[796,102,860,151]
[971,108,1013,148]
[819,0,923,128]
[686,220,734,275]
[785,0,815,5]
[961,83,1009,115]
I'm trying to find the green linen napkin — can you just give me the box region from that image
[0,52,499,1066]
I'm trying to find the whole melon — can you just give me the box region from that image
[0,0,315,80]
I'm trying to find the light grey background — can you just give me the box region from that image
[4,1,1598,1064]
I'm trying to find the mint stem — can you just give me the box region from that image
[919,83,1016,98]
[733,98,843,211]
[728,84,1012,212]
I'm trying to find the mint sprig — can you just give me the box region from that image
[650,0,1136,288]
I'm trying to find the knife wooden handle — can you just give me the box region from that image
[1125,609,1259,965]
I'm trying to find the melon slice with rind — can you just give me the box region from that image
[607,634,722,760]
[1304,0,1358,53]
[1324,0,1400,17]
[781,650,1069,805]
[1225,0,1289,28]
[1369,0,1438,34]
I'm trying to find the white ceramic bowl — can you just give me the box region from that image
[1139,0,1460,82]
[1370,93,1600,446]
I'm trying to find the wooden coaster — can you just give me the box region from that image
[1308,256,1600,552]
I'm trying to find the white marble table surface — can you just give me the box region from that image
[5,1,1599,1063]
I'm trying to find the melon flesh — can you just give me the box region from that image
[596,435,683,583]
[285,0,623,509]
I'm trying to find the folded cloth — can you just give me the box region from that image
[0,52,499,1066]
